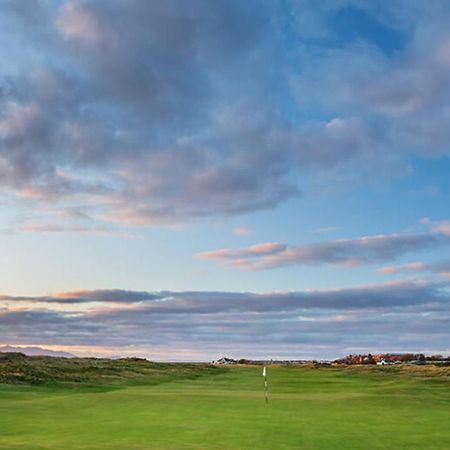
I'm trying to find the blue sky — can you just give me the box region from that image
[1,0,450,360]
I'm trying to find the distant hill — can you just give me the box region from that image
[0,345,76,358]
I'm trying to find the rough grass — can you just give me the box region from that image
[0,357,449,449]
[0,353,225,388]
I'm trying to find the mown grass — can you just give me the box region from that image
[0,356,449,449]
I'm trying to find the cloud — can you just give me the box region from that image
[376,260,450,278]
[0,289,162,304]
[1,280,449,359]
[2,0,296,226]
[12,222,110,234]
[233,226,251,236]
[0,1,450,228]
[196,229,450,270]
[289,1,450,159]
[376,262,428,275]
[433,221,450,236]
[314,226,341,234]
[51,289,161,303]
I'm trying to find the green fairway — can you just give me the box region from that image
[0,365,449,449]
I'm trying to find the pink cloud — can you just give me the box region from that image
[57,2,104,44]
[433,221,450,236]
[195,229,450,271]
[247,242,285,255]
[376,262,428,275]
[233,226,251,236]
[196,242,286,267]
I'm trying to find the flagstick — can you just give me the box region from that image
[263,366,269,404]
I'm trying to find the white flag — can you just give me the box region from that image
[262,366,266,377]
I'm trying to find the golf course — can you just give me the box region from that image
[0,355,449,449]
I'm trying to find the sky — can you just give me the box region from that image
[1,0,450,361]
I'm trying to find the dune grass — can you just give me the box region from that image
[0,360,449,449]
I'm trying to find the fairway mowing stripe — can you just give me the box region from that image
[117,388,377,401]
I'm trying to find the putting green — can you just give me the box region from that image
[0,366,449,449]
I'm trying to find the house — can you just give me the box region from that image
[376,359,393,365]
[213,357,237,365]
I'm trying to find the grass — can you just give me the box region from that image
[0,352,224,388]
[0,357,449,449]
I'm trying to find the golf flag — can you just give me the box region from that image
[262,366,268,404]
